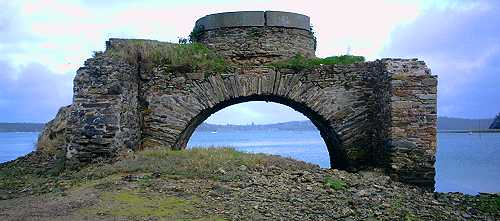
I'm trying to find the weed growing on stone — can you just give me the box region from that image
[170,43,227,73]
[323,177,347,190]
[271,54,365,71]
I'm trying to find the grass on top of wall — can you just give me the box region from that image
[102,40,365,73]
[103,40,228,73]
[270,54,365,71]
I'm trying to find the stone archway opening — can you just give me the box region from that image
[172,95,346,169]
[186,101,332,168]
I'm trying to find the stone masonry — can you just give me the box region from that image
[194,11,315,65]
[37,11,438,189]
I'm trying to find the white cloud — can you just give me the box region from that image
[4,0,494,122]
[0,60,74,122]
[381,0,500,118]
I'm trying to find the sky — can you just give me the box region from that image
[0,0,498,124]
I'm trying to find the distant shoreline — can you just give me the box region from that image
[0,123,45,133]
[0,131,40,133]
[438,129,500,133]
[0,116,497,132]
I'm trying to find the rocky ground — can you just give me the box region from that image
[0,148,498,220]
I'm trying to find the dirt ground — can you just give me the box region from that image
[0,149,498,220]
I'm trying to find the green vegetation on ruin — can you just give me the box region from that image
[104,40,228,73]
[270,54,366,71]
[102,39,365,72]
[100,39,366,74]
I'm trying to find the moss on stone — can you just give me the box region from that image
[80,189,225,220]
[79,190,218,219]
[324,177,347,190]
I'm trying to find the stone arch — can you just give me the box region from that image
[140,66,374,171]
[174,95,345,169]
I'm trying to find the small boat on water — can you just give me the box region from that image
[211,131,217,134]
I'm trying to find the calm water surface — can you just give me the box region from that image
[1,131,499,194]
[0,132,38,163]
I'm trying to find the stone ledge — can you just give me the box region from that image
[195,11,310,31]
[265,11,310,30]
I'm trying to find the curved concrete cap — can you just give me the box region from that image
[195,11,310,31]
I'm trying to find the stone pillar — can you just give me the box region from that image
[383,59,438,190]
[193,11,316,65]
[65,54,142,161]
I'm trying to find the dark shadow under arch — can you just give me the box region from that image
[173,94,348,169]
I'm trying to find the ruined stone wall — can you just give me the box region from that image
[65,54,141,161]
[36,42,437,188]
[36,9,437,189]
[383,59,438,188]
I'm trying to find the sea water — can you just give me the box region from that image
[435,133,500,194]
[1,131,499,194]
[0,132,39,163]
[187,130,500,194]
